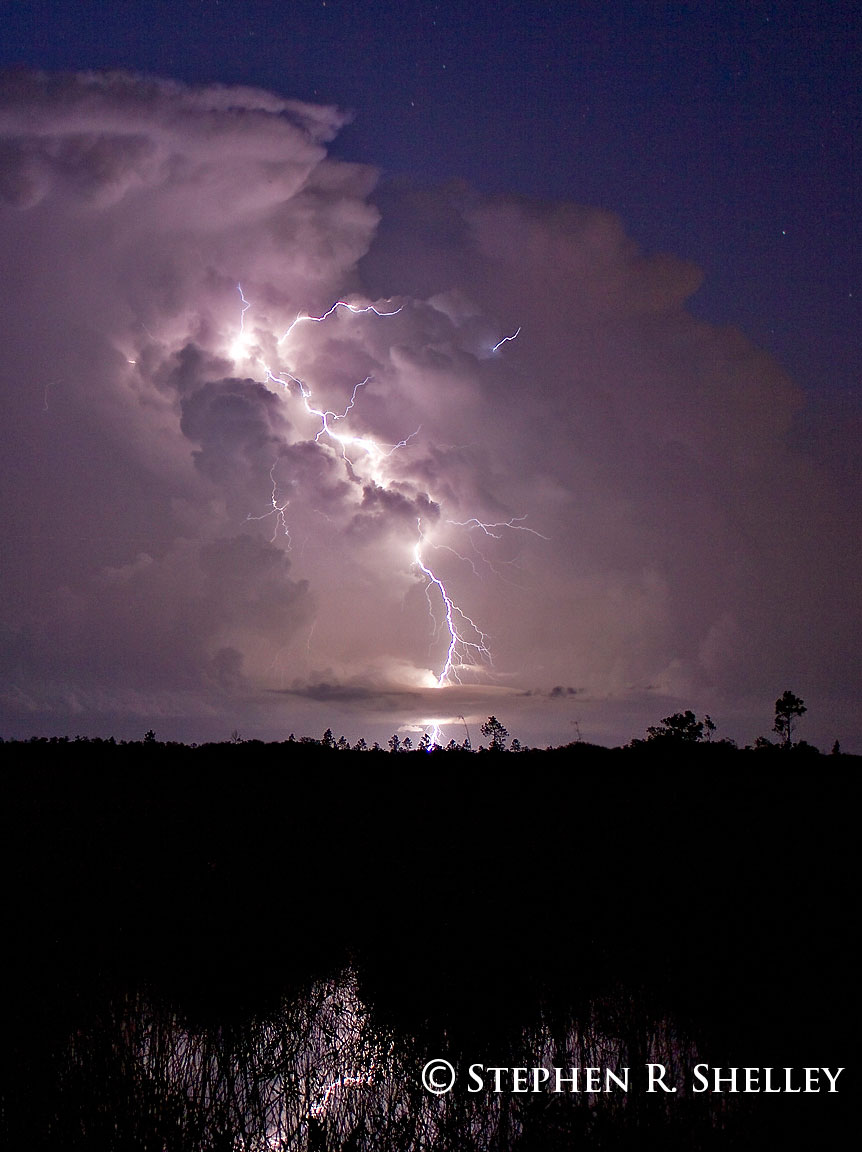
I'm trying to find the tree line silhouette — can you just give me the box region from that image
[0,688,854,1150]
[2,688,844,756]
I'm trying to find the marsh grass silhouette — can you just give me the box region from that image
[0,738,854,1149]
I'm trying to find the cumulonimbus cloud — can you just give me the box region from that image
[0,71,858,749]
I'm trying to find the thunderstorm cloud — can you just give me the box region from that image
[0,71,858,748]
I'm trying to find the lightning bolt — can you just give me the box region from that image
[228,282,254,362]
[425,722,444,747]
[447,515,547,540]
[279,299,402,343]
[245,461,291,545]
[442,516,549,585]
[413,518,492,687]
[491,326,521,352]
[238,282,252,331]
[264,365,421,488]
[231,287,538,702]
[267,368,369,448]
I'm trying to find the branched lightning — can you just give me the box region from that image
[230,287,540,716]
[264,364,421,477]
[245,462,291,544]
[447,515,549,540]
[426,721,444,747]
[279,300,402,343]
[429,541,483,580]
[266,369,371,447]
[441,517,549,587]
[413,518,492,687]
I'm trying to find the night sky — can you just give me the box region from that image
[0,1,858,750]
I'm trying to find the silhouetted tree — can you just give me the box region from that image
[388,734,401,754]
[645,710,704,743]
[773,690,806,748]
[481,715,509,752]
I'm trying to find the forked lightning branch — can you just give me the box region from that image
[230,285,540,694]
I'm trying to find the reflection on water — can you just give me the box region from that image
[2,754,850,1149]
[139,972,394,1148]
[52,968,725,1150]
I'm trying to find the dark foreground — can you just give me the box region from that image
[0,739,856,1149]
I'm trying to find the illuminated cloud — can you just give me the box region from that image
[0,72,858,749]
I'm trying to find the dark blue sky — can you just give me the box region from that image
[2,0,857,405]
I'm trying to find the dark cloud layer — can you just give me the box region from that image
[1,72,858,749]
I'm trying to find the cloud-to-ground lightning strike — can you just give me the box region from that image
[413,519,492,687]
[231,287,538,739]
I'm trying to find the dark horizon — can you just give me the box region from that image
[2,737,854,1149]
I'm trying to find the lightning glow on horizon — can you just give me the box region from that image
[229,285,538,738]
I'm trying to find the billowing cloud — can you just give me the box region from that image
[1,71,858,749]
